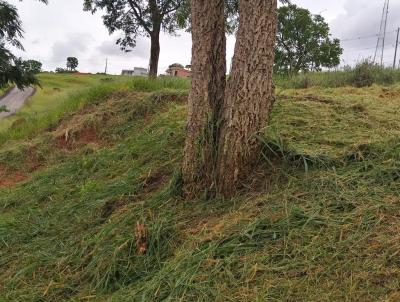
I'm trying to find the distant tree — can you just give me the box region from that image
[83,0,186,78]
[0,0,47,88]
[66,57,78,71]
[25,59,42,74]
[275,4,342,74]
[169,63,184,69]
[55,67,66,73]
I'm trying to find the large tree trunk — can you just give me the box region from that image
[181,0,226,198]
[149,29,160,78]
[217,0,278,198]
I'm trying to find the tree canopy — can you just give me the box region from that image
[66,57,79,71]
[275,4,342,74]
[0,0,47,89]
[25,59,42,74]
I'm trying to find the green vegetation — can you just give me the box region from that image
[0,84,10,95]
[0,73,133,143]
[275,62,400,89]
[1,75,400,300]
[0,74,190,145]
[275,4,342,73]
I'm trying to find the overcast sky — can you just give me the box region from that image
[8,0,400,74]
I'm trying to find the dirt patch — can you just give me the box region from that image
[55,126,104,150]
[0,164,28,188]
[51,91,149,151]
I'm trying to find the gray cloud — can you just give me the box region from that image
[97,38,150,59]
[330,0,400,65]
[51,33,94,66]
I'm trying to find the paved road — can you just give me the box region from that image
[0,87,35,118]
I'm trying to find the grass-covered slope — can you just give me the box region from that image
[0,73,138,143]
[1,77,400,301]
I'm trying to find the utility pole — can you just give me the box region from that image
[104,58,108,74]
[374,0,388,63]
[381,0,390,66]
[393,28,399,69]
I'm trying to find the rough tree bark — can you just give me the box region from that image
[181,0,226,197]
[217,0,278,198]
[149,29,161,78]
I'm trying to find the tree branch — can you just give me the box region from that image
[127,0,152,34]
[160,0,182,16]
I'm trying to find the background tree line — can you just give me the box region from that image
[85,0,341,78]
[0,0,341,89]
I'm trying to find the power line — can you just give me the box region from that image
[340,29,396,42]
[345,46,377,53]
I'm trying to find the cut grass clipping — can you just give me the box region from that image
[1,74,400,301]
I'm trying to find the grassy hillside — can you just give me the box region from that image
[1,75,400,301]
[0,73,137,142]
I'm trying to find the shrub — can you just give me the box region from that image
[293,74,312,89]
[349,61,374,88]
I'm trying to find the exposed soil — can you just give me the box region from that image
[0,164,28,188]
[55,126,106,151]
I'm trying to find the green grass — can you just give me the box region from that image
[0,74,106,132]
[0,74,189,145]
[1,76,400,301]
[0,84,11,95]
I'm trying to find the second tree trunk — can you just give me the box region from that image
[181,0,226,197]
[217,0,277,198]
[149,30,161,78]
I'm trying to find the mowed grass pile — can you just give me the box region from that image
[1,75,400,301]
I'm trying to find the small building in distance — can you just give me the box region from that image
[165,63,191,78]
[121,67,148,76]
